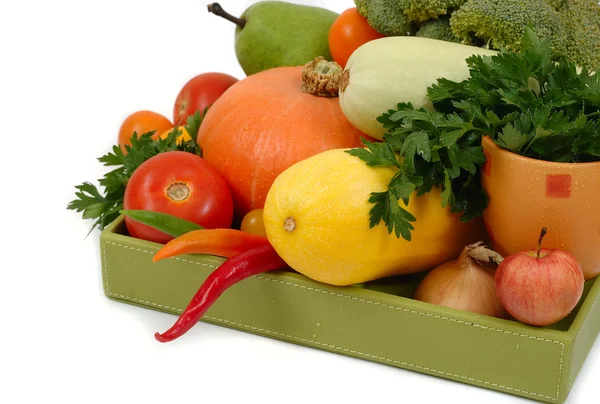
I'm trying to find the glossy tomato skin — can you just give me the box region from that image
[240,209,267,237]
[328,8,385,68]
[123,151,234,244]
[173,72,239,126]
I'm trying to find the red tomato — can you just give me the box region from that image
[123,151,234,244]
[328,8,385,68]
[173,72,239,126]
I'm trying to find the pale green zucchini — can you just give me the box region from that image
[338,37,497,140]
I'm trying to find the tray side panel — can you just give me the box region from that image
[100,229,571,403]
[568,278,600,390]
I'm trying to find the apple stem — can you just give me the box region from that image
[207,3,246,29]
[537,227,548,259]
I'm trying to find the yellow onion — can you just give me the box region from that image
[414,242,507,318]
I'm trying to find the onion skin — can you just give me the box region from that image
[415,261,507,318]
[414,243,507,318]
[495,248,584,327]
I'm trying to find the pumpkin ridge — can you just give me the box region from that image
[197,66,366,218]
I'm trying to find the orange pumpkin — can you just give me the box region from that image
[197,57,367,218]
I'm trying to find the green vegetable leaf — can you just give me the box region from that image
[346,138,400,168]
[440,170,453,208]
[454,146,482,175]
[367,189,416,242]
[389,173,420,205]
[66,182,123,236]
[495,122,529,152]
[183,109,206,145]
[98,145,126,166]
[400,131,431,174]
[437,127,469,149]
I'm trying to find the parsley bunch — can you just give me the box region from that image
[347,28,600,241]
[67,110,205,234]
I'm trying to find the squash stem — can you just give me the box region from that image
[284,217,296,233]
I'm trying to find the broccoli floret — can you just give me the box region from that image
[354,0,369,17]
[354,0,468,36]
[354,0,413,36]
[404,0,468,22]
[544,0,568,9]
[415,18,461,42]
[450,0,568,58]
[556,0,600,70]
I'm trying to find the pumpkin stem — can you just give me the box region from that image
[207,3,246,29]
[301,57,343,98]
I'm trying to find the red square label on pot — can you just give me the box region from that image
[545,174,572,198]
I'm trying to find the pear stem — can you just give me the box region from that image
[301,57,343,98]
[207,3,246,29]
[537,227,548,259]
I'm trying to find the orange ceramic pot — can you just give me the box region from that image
[481,136,600,279]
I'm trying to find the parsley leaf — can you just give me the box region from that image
[346,138,400,168]
[368,188,416,241]
[400,131,431,174]
[496,123,529,152]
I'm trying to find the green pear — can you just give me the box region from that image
[208,2,338,76]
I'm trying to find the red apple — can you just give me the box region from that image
[494,228,585,327]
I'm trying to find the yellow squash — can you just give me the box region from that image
[263,149,484,286]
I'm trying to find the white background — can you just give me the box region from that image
[1,1,598,403]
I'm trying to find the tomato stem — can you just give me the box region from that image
[207,3,246,29]
[166,182,190,202]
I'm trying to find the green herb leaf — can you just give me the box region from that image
[440,169,453,208]
[367,190,416,241]
[346,138,400,168]
[184,109,206,145]
[400,131,431,174]
[496,123,529,152]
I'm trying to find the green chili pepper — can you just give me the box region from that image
[119,210,204,238]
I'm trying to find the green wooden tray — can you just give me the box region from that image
[100,215,600,403]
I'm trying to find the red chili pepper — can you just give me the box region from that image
[152,228,270,262]
[154,243,287,343]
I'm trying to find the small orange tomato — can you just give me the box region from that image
[240,209,267,237]
[328,8,385,68]
[118,110,173,152]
